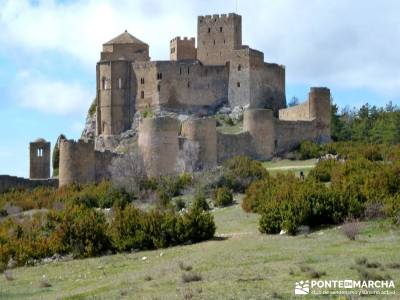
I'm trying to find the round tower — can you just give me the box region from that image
[59,140,95,187]
[29,138,51,179]
[181,118,217,170]
[309,87,331,141]
[138,116,180,177]
[243,109,275,160]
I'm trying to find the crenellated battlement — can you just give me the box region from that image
[170,36,196,43]
[198,13,240,23]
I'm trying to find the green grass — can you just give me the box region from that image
[263,158,317,177]
[1,199,399,299]
[216,124,243,134]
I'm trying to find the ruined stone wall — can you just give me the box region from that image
[170,37,197,61]
[0,176,58,194]
[243,109,276,160]
[133,61,228,113]
[181,118,217,170]
[275,120,317,153]
[138,117,180,177]
[197,13,242,65]
[29,141,51,179]
[217,132,253,163]
[97,60,135,135]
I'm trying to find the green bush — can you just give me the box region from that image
[222,156,268,192]
[214,187,233,207]
[299,141,321,159]
[51,204,110,257]
[192,191,209,211]
[174,198,186,211]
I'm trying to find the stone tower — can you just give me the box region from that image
[197,13,242,65]
[29,138,50,179]
[96,31,150,136]
[309,87,331,142]
[170,37,197,61]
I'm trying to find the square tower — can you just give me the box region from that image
[197,13,242,65]
[29,138,51,179]
[170,37,197,61]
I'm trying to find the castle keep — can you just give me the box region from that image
[32,13,331,186]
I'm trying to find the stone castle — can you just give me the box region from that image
[23,13,331,188]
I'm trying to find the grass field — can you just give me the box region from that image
[1,160,399,300]
[263,158,317,176]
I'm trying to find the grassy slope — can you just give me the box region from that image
[1,160,400,299]
[1,203,399,299]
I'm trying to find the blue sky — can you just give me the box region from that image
[0,0,400,177]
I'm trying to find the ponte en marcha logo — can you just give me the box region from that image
[295,279,396,296]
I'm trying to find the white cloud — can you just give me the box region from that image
[1,0,400,99]
[16,72,92,115]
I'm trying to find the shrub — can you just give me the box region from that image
[180,208,216,243]
[222,156,268,193]
[341,219,361,241]
[192,192,209,211]
[174,198,186,211]
[299,141,321,159]
[52,204,110,257]
[181,272,202,283]
[259,203,282,234]
[214,187,233,207]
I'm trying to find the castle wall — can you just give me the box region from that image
[29,141,51,179]
[250,63,286,115]
[197,13,242,65]
[228,48,286,114]
[133,61,228,113]
[59,139,116,186]
[275,120,317,153]
[279,101,311,121]
[181,118,217,170]
[0,176,58,194]
[138,117,180,177]
[243,109,276,160]
[217,132,253,163]
[170,37,197,61]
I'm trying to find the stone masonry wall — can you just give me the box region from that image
[0,176,58,194]
[133,61,228,113]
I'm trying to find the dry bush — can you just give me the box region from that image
[181,271,202,283]
[109,150,146,194]
[178,261,193,271]
[341,219,362,240]
[4,270,14,281]
[387,262,400,269]
[39,278,52,288]
[144,275,152,281]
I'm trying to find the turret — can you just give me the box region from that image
[170,36,197,61]
[309,87,331,142]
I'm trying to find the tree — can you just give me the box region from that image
[288,96,299,107]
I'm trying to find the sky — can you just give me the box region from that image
[0,0,400,177]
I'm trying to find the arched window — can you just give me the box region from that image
[141,91,144,98]
[37,148,43,157]
[157,84,161,92]
[238,64,242,71]
[118,78,122,89]
[102,78,106,90]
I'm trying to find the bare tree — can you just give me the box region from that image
[109,149,146,194]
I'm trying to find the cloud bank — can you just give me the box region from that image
[0,0,399,116]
